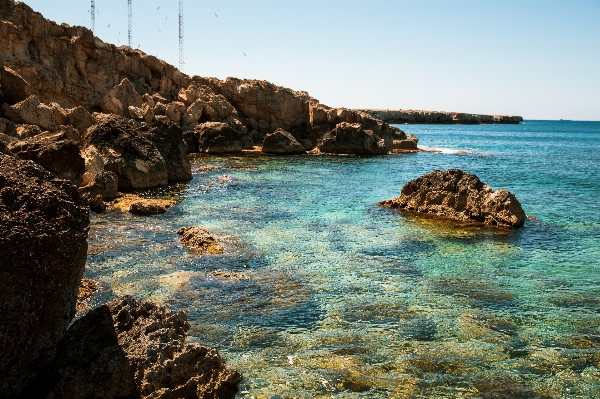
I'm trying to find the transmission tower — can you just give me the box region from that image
[179,0,184,71]
[128,0,132,47]
[90,0,95,33]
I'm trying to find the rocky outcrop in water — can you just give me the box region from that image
[178,226,225,254]
[317,122,388,155]
[378,169,526,227]
[262,128,305,154]
[27,295,242,399]
[0,153,89,397]
[360,109,523,125]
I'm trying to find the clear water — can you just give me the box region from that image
[86,121,600,399]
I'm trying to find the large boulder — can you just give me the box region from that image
[7,130,85,185]
[378,169,526,227]
[0,153,89,397]
[194,122,242,154]
[1,95,58,131]
[262,128,305,154]
[26,295,242,399]
[99,78,144,117]
[317,122,387,155]
[139,120,192,182]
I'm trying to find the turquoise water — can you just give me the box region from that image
[86,121,600,398]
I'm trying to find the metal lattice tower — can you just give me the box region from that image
[179,0,184,71]
[128,0,132,47]
[90,0,95,33]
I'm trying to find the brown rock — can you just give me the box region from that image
[7,130,85,185]
[0,66,33,104]
[14,124,43,139]
[2,95,58,131]
[112,193,176,216]
[177,226,225,254]
[79,169,119,202]
[194,122,242,154]
[65,106,95,134]
[262,128,305,154]
[99,78,144,117]
[32,295,242,399]
[0,153,89,397]
[181,99,204,126]
[317,122,387,155]
[378,169,526,227]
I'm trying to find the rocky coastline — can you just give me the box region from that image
[359,109,523,125]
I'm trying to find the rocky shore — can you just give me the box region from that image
[359,109,523,125]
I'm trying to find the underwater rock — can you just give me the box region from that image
[0,153,89,397]
[31,295,242,399]
[378,169,526,227]
[111,193,176,216]
[262,128,306,154]
[177,226,225,254]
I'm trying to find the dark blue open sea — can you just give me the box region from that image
[86,121,600,398]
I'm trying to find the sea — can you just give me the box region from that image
[86,120,600,399]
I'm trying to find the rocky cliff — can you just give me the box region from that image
[359,109,523,125]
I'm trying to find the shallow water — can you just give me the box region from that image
[87,121,600,398]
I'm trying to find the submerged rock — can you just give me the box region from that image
[30,295,242,399]
[111,193,176,216]
[0,153,89,397]
[378,169,526,227]
[177,226,225,254]
[262,128,306,154]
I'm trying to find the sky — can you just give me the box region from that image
[21,1,600,120]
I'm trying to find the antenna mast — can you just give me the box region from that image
[91,0,95,33]
[179,0,184,71]
[128,0,132,47]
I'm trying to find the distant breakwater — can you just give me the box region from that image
[359,109,523,124]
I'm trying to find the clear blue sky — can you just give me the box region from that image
[22,1,600,120]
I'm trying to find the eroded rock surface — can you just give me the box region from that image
[194,122,242,154]
[0,153,89,397]
[378,169,526,227]
[29,296,242,399]
[317,122,387,155]
[262,128,305,154]
[177,226,225,254]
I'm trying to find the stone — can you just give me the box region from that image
[128,105,144,120]
[65,106,95,134]
[15,124,43,139]
[153,101,167,115]
[111,193,175,216]
[99,78,144,117]
[79,169,119,202]
[2,95,58,131]
[49,102,68,126]
[182,130,199,153]
[142,93,155,107]
[84,115,168,190]
[0,117,16,136]
[262,128,305,154]
[194,122,242,154]
[7,130,85,185]
[317,122,387,155]
[0,153,89,397]
[0,66,33,104]
[177,226,225,254]
[29,296,242,399]
[181,99,204,126]
[240,134,253,150]
[378,169,526,227]
[139,120,192,182]
[165,102,182,124]
[141,103,154,123]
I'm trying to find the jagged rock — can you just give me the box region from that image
[177,226,225,254]
[80,145,104,187]
[15,124,43,139]
[317,122,387,155]
[240,134,253,150]
[378,169,526,227]
[140,120,192,182]
[153,101,167,115]
[0,117,16,136]
[7,130,85,185]
[182,131,199,153]
[2,95,58,131]
[142,93,155,107]
[165,102,182,124]
[99,78,144,117]
[65,106,95,134]
[181,99,204,126]
[49,102,68,125]
[0,66,33,104]
[128,105,144,120]
[83,116,167,189]
[83,115,191,190]
[262,128,305,154]
[194,122,242,154]
[111,193,175,216]
[141,103,154,123]
[0,153,89,397]
[29,296,241,399]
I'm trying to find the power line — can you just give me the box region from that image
[91,0,95,33]
[128,0,132,47]
[179,0,183,71]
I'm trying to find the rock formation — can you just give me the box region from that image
[262,128,305,154]
[111,193,176,216]
[360,109,523,125]
[27,296,242,399]
[378,169,526,227]
[317,122,387,155]
[0,153,89,397]
[177,226,225,254]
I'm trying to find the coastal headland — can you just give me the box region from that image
[358,109,523,124]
